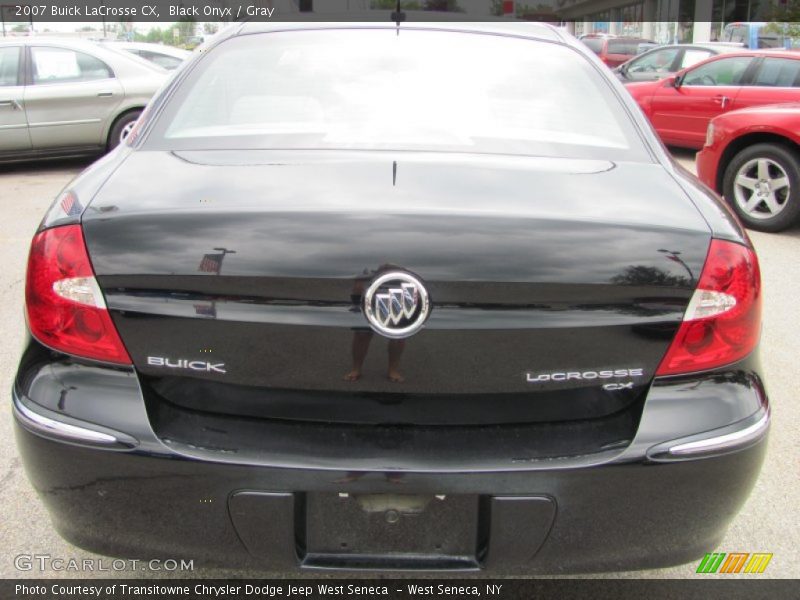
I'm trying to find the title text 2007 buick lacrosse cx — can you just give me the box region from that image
[13,22,768,574]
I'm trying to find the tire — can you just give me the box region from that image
[107,110,142,152]
[722,142,800,233]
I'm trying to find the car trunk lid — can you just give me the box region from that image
[81,150,710,425]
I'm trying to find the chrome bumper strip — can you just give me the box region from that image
[646,408,770,461]
[668,410,770,456]
[13,392,120,446]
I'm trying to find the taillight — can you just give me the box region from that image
[25,225,131,365]
[656,239,761,376]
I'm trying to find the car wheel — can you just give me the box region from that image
[723,143,800,233]
[107,110,142,152]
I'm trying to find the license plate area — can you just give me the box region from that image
[299,492,482,570]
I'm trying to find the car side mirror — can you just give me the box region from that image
[670,75,683,88]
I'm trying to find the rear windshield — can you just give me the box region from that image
[146,29,648,161]
[607,39,646,56]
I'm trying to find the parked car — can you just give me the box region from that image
[635,42,658,54]
[14,21,768,574]
[722,22,792,49]
[626,50,800,149]
[0,38,167,163]
[697,103,800,232]
[615,43,742,83]
[99,41,191,71]
[581,35,655,67]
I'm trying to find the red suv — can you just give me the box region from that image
[581,36,654,67]
[627,50,800,149]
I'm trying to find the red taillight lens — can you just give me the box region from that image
[25,225,132,365]
[656,239,761,376]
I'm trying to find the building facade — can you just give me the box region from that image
[232,0,787,44]
[546,0,780,43]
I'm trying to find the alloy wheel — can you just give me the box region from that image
[732,158,791,220]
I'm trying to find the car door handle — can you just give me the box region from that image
[713,95,730,108]
[97,91,114,97]
[0,99,22,110]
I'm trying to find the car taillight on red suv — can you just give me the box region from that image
[25,224,132,365]
[656,239,761,376]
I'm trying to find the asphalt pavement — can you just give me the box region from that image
[0,152,797,579]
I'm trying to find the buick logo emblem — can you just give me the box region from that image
[363,272,431,339]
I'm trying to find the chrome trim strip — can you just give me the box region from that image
[28,118,102,128]
[13,395,118,445]
[668,410,770,456]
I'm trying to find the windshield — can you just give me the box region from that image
[147,29,648,161]
[581,37,604,53]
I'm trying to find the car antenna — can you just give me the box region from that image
[391,0,405,35]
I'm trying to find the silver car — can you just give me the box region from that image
[613,43,743,83]
[98,41,191,71]
[0,38,168,162]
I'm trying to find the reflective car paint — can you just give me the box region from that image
[13,21,769,574]
[13,336,768,571]
[77,150,712,424]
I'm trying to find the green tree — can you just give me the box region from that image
[763,0,800,38]
[174,19,197,46]
[763,20,800,39]
[490,0,505,16]
[516,2,556,20]
[145,27,164,44]
[611,265,690,288]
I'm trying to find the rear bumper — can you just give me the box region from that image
[12,349,770,574]
[13,411,768,574]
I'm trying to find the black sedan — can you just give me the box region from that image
[14,21,768,574]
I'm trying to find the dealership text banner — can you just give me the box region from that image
[4,580,797,600]
[0,1,778,23]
